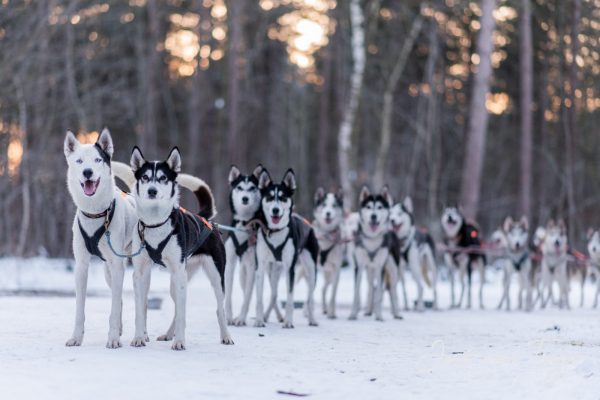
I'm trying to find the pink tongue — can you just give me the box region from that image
[272,216,281,224]
[83,181,96,196]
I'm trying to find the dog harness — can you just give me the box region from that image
[511,252,529,271]
[316,226,341,265]
[139,207,213,267]
[263,215,312,263]
[354,225,390,262]
[229,219,257,258]
[77,199,116,261]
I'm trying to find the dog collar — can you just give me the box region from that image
[80,199,116,220]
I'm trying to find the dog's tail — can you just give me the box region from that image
[177,173,216,220]
[112,161,136,190]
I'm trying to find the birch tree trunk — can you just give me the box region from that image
[459,0,497,220]
[373,13,424,189]
[227,0,244,165]
[337,0,365,208]
[519,0,533,220]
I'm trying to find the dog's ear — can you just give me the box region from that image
[557,219,566,233]
[252,164,264,180]
[382,185,393,207]
[166,147,181,173]
[403,196,413,214]
[359,186,370,204]
[503,216,513,232]
[64,130,79,158]
[130,146,145,172]
[228,165,241,185]
[336,187,344,207]
[520,216,529,231]
[258,169,271,190]
[96,127,114,158]
[587,228,595,240]
[314,187,325,205]
[282,169,296,193]
[546,219,555,229]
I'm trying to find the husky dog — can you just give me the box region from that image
[540,220,569,309]
[64,129,137,348]
[223,165,264,326]
[126,146,233,350]
[349,186,397,321]
[313,187,345,319]
[497,217,532,311]
[441,207,486,309]
[254,168,319,328]
[587,230,600,308]
[388,196,437,311]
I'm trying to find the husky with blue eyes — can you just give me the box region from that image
[223,164,264,326]
[254,168,320,328]
[124,146,233,350]
[63,128,138,349]
[349,186,397,321]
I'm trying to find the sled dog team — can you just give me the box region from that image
[64,130,598,350]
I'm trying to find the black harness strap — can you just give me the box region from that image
[355,226,380,262]
[512,252,529,272]
[144,230,175,267]
[319,244,335,265]
[264,229,293,262]
[77,199,116,261]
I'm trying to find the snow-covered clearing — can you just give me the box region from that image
[1,257,599,399]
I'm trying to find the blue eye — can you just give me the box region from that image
[95,158,102,163]
[76,159,83,164]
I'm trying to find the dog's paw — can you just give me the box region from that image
[171,340,186,351]
[393,314,404,320]
[308,320,319,327]
[65,337,83,347]
[348,314,358,321]
[130,336,147,347]
[254,319,266,328]
[156,334,173,341]
[227,319,235,326]
[221,336,235,345]
[277,316,285,323]
[375,316,384,322]
[232,318,246,327]
[106,338,122,349]
[144,333,150,342]
[282,321,294,329]
[364,311,373,317]
[327,314,337,320]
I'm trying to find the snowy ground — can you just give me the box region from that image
[1,257,600,400]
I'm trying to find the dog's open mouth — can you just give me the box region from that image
[271,215,281,225]
[369,222,379,232]
[392,222,402,232]
[325,216,333,224]
[81,178,100,196]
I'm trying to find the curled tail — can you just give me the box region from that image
[177,173,216,220]
[112,161,136,190]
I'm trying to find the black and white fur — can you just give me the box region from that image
[496,216,533,311]
[126,146,232,350]
[313,188,346,319]
[540,220,569,309]
[349,186,395,321]
[64,128,137,348]
[255,168,319,328]
[388,196,438,311]
[441,207,486,309]
[223,165,264,326]
[586,230,600,308]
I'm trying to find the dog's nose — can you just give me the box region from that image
[370,214,377,223]
[242,196,249,205]
[83,168,93,179]
[325,211,332,219]
[555,240,560,247]
[515,242,521,250]
[272,207,280,216]
[147,187,158,198]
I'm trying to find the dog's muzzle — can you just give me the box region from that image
[81,178,100,196]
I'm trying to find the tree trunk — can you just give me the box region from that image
[519,0,533,220]
[373,13,424,189]
[337,0,365,208]
[227,0,244,166]
[144,0,160,156]
[459,0,497,220]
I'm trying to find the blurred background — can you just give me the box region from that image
[0,0,599,257]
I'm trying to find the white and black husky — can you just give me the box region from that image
[64,129,137,348]
[349,186,397,320]
[540,220,569,309]
[441,207,486,309]
[125,146,233,350]
[224,164,264,326]
[313,187,345,319]
[497,217,533,311]
[255,168,319,328]
[388,196,438,311]
[586,230,600,308]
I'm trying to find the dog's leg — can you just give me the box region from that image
[131,256,152,347]
[408,251,424,312]
[282,263,295,329]
[265,263,284,323]
[373,265,385,321]
[386,260,402,319]
[458,260,467,308]
[254,261,266,327]
[106,259,125,349]
[594,276,600,308]
[234,253,256,326]
[497,264,508,310]
[579,269,585,308]
[478,262,485,309]
[169,263,188,350]
[201,257,234,344]
[560,265,570,310]
[301,252,318,326]
[224,239,237,325]
[322,266,330,315]
[444,253,456,308]
[66,244,91,347]
[157,276,176,341]
[364,267,375,316]
[397,261,409,311]
[425,249,438,310]
[328,262,342,319]
[349,260,362,320]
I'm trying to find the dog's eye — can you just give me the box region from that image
[94,158,102,163]
[249,187,257,192]
[158,176,167,183]
[141,176,149,183]
[236,187,243,191]
[76,159,83,164]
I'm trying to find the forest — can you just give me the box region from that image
[0,0,599,256]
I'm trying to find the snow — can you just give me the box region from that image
[1,258,600,400]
